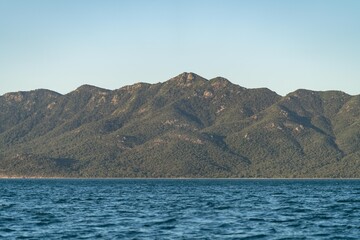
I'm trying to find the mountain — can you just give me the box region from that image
[1,72,359,178]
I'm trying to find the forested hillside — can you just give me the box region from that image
[1,73,359,178]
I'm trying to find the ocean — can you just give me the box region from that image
[0,179,359,239]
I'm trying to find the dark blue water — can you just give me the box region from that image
[1,179,360,239]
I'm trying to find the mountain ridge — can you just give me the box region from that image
[1,72,359,178]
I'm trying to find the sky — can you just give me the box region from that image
[0,0,359,96]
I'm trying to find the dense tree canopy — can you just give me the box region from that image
[1,73,359,178]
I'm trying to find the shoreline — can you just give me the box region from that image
[1,176,360,180]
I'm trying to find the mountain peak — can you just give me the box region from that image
[72,84,110,94]
[2,89,61,103]
[209,77,233,89]
[167,72,208,87]
[177,72,198,80]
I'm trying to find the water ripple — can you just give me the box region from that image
[0,179,359,239]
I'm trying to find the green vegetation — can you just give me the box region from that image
[0,72,359,178]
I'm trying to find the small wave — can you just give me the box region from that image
[337,199,360,203]
[125,230,142,236]
[143,217,177,228]
[0,217,16,222]
[286,222,303,228]
[95,223,116,228]
[60,233,79,239]
[214,205,231,210]
[272,206,311,214]
[54,199,68,204]
[0,203,16,209]
[248,217,266,222]
[271,218,297,223]
[160,225,176,230]
[36,218,61,226]
[0,228,15,233]
[313,214,333,220]
[311,233,330,237]
[218,223,233,228]
[156,217,177,225]
[241,234,268,239]
[325,204,345,210]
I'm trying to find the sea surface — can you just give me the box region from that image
[0,179,360,239]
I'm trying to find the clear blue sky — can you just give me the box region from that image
[1,0,359,96]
